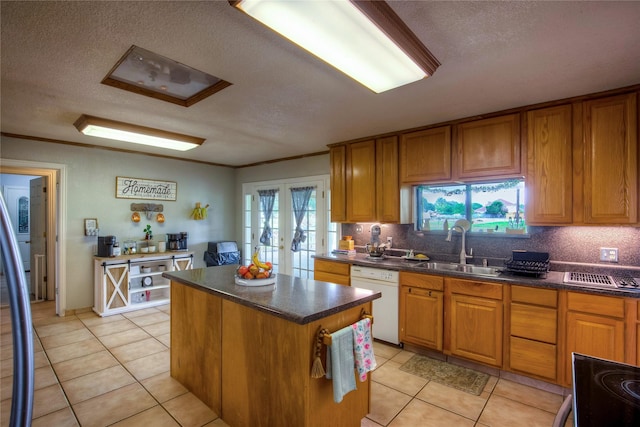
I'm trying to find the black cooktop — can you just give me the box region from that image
[573,353,640,426]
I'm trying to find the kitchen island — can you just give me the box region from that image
[163,264,381,427]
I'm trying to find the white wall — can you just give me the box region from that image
[1,135,237,310]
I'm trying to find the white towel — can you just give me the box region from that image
[325,325,357,403]
[352,317,376,381]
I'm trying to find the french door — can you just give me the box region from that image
[242,176,335,278]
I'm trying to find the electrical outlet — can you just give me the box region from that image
[599,247,619,262]
[387,236,393,248]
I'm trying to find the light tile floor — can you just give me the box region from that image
[1,301,572,426]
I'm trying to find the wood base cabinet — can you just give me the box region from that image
[399,272,444,350]
[564,291,626,385]
[508,286,558,382]
[445,278,503,367]
[313,259,350,286]
[171,281,371,427]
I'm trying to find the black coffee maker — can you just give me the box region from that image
[168,232,188,251]
[178,232,188,250]
[97,235,116,257]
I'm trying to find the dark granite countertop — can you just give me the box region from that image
[314,253,640,298]
[163,264,381,325]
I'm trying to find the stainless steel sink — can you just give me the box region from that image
[416,262,502,277]
[418,262,460,271]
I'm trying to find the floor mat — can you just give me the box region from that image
[399,354,490,395]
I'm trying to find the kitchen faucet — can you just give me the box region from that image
[445,219,473,264]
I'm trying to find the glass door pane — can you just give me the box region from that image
[290,187,317,279]
[257,187,281,274]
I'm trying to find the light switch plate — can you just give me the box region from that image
[599,247,619,262]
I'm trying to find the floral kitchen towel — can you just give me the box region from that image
[352,317,376,382]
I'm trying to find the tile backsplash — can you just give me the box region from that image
[341,223,640,274]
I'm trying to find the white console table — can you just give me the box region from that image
[93,252,193,316]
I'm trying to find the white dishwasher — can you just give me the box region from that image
[350,265,399,345]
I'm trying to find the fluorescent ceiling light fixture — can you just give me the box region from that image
[73,115,204,151]
[230,0,440,93]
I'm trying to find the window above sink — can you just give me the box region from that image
[415,179,527,236]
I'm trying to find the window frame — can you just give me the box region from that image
[414,179,528,236]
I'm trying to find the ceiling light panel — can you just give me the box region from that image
[74,115,204,151]
[232,0,440,93]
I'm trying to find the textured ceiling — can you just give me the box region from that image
[2,1,640,167]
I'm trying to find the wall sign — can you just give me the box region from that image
[116,176,177,201]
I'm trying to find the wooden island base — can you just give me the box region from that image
[171,281,372,427]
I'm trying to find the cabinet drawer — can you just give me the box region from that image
[567,292,625,318]
[314,271,350,287]
[399,271,443,291]
[511,303,557,343]
[511,285,557,308]
[447,278,502,300]
[314,259,350,276]
[510,336,557,381]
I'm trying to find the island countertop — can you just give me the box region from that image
[163,264,381,325]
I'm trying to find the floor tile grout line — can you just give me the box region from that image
[39,305,188,426]
[77,306,191,426]
[30,317,82,425]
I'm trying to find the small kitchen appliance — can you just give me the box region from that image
[168,233,187,251]
[179,232,188,250]
[167,233,181,250]
[97,235,116,257]
[365,242,386,258]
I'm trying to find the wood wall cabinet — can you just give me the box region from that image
[508,286,558,382]
[582,92,638,224]
[456,114,521,180]
[525,105,574,225]
[376,136,401,222]
[564,291,626,385]
[346,140,377,222]
[445,278,503,367]
[400,126,452,184]
[329,145,347,222]
[399,272,444,350]
[331,136,401,223]
[313,259,350,286]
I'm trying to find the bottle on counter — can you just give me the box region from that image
[113,243,121,257]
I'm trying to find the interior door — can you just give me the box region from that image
[2,186,30,272]
[30,177,47,300]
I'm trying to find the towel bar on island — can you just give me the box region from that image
[319,311,373,346]
[311,309,375,384]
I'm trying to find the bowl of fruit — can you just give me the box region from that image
[235,247,275,287]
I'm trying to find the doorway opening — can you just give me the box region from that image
[0,161,66,316]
